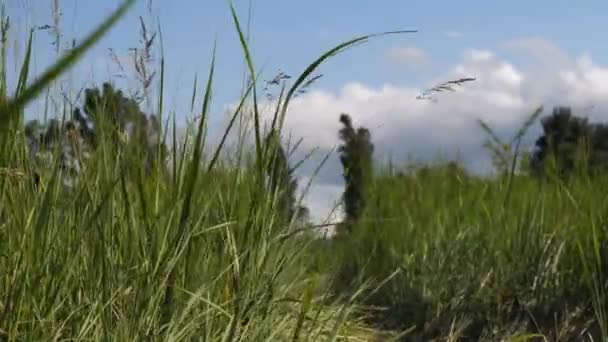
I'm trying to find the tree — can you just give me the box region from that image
[530,106,593,178]
[587,123,608,172]
[265,132,309,226]
[529,106,608,179]
[78,82,164,160]
[25,82,166,187]
[337,113,374,232]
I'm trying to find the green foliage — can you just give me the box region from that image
[8,0,608,339]
[530,106,608,179]
[329,159,608,339]
[23,83,166,188]
[0,1,417,340]
[79,82,166,167]
[265,132,309,226]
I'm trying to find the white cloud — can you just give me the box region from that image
[224,39,608,224]
[552,53,608,122]
[297,176,343,235]
[387,45,431,69]
[567,53,608,96]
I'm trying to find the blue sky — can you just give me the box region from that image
[11,0,608,114]
[8,0,608,223]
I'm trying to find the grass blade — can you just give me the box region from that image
[0,0,135,126]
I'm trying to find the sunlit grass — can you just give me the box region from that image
[0,1,416,340]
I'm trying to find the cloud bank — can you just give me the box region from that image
[223,38,608,224]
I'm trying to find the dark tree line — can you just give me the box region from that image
[24,82,166,187]
[334,106,608,236]
[24,82,312,225]
[26,83,608,226]
[530,106,608,178]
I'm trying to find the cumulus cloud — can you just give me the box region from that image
[280,48,530,157]
[561,54,608,100]
[298,176,343,224]
[387,45,431,69]
[220,39,608,224]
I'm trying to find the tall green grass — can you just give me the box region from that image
[0,1,416,340]
[4,1,607,341]
[328,160,608,340]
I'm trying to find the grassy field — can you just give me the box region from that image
[0,1,607,341]
[325,162,608,340]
